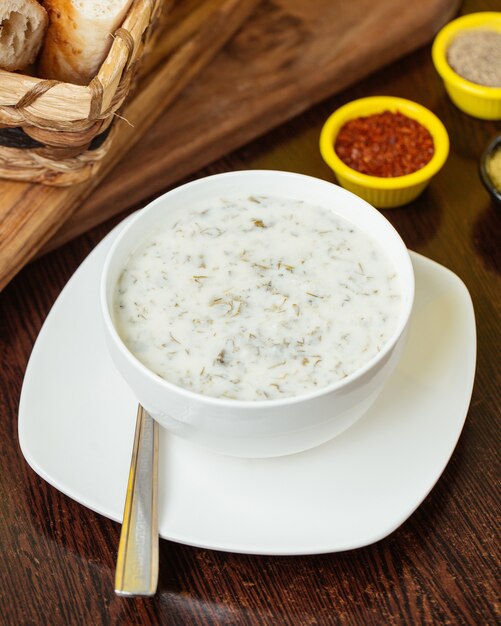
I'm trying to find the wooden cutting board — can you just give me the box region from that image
[0,0,259,291]
[0,0,460,289]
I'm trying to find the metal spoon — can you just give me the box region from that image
[115,405,159,596]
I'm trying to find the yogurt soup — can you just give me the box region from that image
[113,195,402,401]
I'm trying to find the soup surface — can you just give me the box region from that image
[113,195,402,400]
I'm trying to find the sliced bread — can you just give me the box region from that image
[0,0,48,71]
[39,0,134,85]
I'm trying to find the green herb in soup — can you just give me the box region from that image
[113,195,402,401]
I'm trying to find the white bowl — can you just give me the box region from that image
[101,171,414,458]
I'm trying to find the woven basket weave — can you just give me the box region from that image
[0,0,165,186]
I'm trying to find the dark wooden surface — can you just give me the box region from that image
[0,0,499,623]
[0,0,459,289]
[0,0,259,291]
[44,0,459,252]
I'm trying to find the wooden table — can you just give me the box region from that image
[1,0,499,623]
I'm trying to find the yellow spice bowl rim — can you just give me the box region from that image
[319,96,450,191]
[432,12,501,100]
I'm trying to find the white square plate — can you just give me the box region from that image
[19,219,476,555]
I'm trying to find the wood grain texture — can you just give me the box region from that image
[0,0,459,282]
[0,0,259,291]
[45,0,461,252]
[0,0,500,624]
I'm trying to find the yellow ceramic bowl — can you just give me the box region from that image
[319,96,449,209]
[432,12,501,120]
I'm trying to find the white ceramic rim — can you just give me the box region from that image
[100,170,415,410]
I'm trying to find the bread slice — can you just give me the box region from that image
[39,0,134,85]
[0,0,48,71]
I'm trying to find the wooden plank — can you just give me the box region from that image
[0,0,460,285]
[0,0,259,291]
[47,0,460,252]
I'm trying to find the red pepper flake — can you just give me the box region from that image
[334,110,435,177]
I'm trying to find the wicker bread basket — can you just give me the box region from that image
[0,0,165,186]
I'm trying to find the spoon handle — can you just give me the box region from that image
[115,405,159,596]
